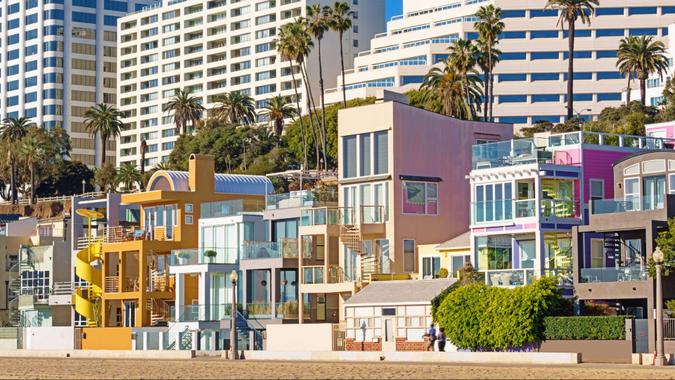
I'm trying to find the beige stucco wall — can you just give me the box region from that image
[266,323,335,352]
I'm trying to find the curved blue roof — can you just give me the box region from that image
[149,170,272,195]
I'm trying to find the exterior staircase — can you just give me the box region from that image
[146,298,171,327]
[72,239,103,327]
[7,254,34,327]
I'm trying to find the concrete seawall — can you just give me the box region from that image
[0,350,195,360]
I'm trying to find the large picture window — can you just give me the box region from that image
[474,183,512,223]
[476,236,512,270]
[402,182,438,215]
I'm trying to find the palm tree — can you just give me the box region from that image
[212,91,256,125]
[305,4,330,170]
[421,60,483,120]
[84,103,124,167]
[474,5,504,121]
[547,0,598,120]
[0,117,31,203]
[116,162,141,191]
[327,1,354,108]
[20,131,45,204]
[448,39,481,119]
[617,36,669,106]
[264,95,297,139]
[163,89,204,135]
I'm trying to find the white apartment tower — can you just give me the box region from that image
[325,0,675,128]
[0,0,159,166]
[116,0,385,168]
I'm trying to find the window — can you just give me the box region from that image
[402,182,438,215]
[342,135,357,178]
[499,52,526,60]
[500,31,526,39]
[403,240,415,273]
[499,95,527,103]
[474,183,512,223]
[359,134,371,176]
[596,8,623,16]
[476,236,512,270]
[498,73,527,82]
[590,239,604,268]
[531,73,560,81]
[422,257,441,279]
[596,50,618,58]
[624,177,640,210]
[628,7,656,15]
[531,30,559,39]
[519,240,536,269]
[374,131,388,175]
[532,94,560,103]
[597,93,621,101]
[597,71,623,80]
[596,29,624,37]
[590,179,604,202]
[629,28,657,36]
[531,51,559,60]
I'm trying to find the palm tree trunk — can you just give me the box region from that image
[302,63,325,170]
[339,31,347,108]
[482,70,488,121]
[566,20,575,121]
[626,75,632,105]
[640,77,647,106]
[488,46,494,120]
[288,62,308,169]
[30,164,35,205]
[316,39,329,171]
[9,153,16,204]
[100,134,107,166]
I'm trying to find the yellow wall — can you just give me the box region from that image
[418,244,471,279]
[81,327,132,350]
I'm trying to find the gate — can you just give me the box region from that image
[632,319,649,353]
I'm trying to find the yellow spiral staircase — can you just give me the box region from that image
[72,209,105,327]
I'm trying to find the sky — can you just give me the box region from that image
[386,0,403,21]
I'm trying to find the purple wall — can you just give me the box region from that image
[580,148,635,201]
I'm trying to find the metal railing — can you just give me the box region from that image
[241,239,298,260]
[592,196,665,215]
[171,304,232,322]
[200,199,265,219]
[548,131,675,150]
[482,269,535,287]
[51,282,74,295]
[300,206,384,226]
[170,247,238,265]
[266,189,338,210]
[301,265,345,284]
[665,318,675,340]
[579,266,648,283]
[246,303,273,318]
[0,191,105,206]
[104,276,119,293]
[541,199,578,218]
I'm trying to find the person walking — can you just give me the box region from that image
[426,323,437,351]
[437,327,446,352]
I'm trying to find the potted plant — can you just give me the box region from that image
[176,250,190,265]
[203,249,218,263]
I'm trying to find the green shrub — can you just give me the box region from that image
[435,277,564,351]
[437,268,449,279]
[666,299,675,312]
[543,316,628,340]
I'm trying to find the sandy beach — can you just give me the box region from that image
[0,357,673,379]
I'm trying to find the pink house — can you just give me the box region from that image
[646,121,675,141]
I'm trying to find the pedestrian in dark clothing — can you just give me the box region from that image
[437,327,446,352]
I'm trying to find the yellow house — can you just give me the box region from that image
[418,231,471,279]
[77,154,271,349]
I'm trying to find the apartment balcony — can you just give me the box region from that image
[200,199,265,219]
[299,265,356,294]
[266,189,337,210]
[480,269,535,288]
[239,239,299,270]
[275,300,309,320]
[300,206,386,236]
[169,247,238,267]
[471,199,580,226]
[589,195,675,229]
[171,303,232,323]
[579,266,648,283]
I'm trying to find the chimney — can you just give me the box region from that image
[188,154,214,193]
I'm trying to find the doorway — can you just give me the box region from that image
[382,318,396,351]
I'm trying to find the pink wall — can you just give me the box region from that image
[645,123,675,139]
[580,148,635,201]
[391,102,513,259]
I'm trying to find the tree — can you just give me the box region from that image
[20,128,48,204]
[305,5,330,170]
[277,20,311,169]
[327,1,354,108]
[421,59,483,120]
[263,95,297,139]
[95,163,118,192]
[474,5,504,121]
[0,117,32,203]
[116,162,142,191]
[448,39,481,119]
[617,36,668,106]
[652,218,675,277]
[163,89,205,136]
[547,0,598,120]
[35,161,94,197]
[212,91,256,126]
[84,103,123,166]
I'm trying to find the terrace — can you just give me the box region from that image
[265,189,338,210]
[169,247,238,266]
[200,199,265,219]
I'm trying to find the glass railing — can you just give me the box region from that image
[360,206,384,224]
[592,196,665,215]
[541,199,578,218]
[548,131,674,150]
[302,266,325,284]
[200,199,264,219]
[472,139,543,170]
[246,303,273,317]
[266,189,338,210]
[579,266,648,283]
[515,199,536,218]
[241,239,298,260]
[275,300,300,319]
[170,247,238,265]
[171,304,232,322]
[483,269,535,287]
[471,200,513,224]
[301,207,340,226]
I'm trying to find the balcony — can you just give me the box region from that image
[472,139,560,170]
[302,265,347,285]
[200,199,264,219]
[246,303,273,318]
[541,199,578,218]
[472,199,579,225]
[169,247,238,266]
[172,304,232,322]
[300,206,384,226]
[548,131,674,150]
[592,196,665,215]
[481,269,535,287]
[275,300,308,320]
[266,189,337,210]
[241,239,298,260]
[579,266,648,283]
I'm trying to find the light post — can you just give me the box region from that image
[82,179,86,194]
[574,108,592,133]
[230,270,238,360]
[653,247,666,366]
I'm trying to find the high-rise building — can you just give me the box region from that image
[325,0,675,129]
[0,0,159,166]
[115,0,385,169]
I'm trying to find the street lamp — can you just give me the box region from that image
[653,247,666,366]
[574,108,592,132]
[82,179,86,194]
[230,270,238,360]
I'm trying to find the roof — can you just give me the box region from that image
[345,279,457,305]
[149,171,272,195]
[435,231,471,250]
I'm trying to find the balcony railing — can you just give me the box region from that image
[246,303,273,318]
[104,276,119,293]
[302,265,345,284]
[592,196,665,215]
[301,207,341,226]
[541,199,578,218]
[275,300,304,319]
[472,139,558,170]
[300,206,384,226]
[266,189,338,210]
[548,131,674,150]
[665,319,675,340]
[171,304,232,322]
[472,199,579,224]
[200,199,264,219]
[515,199,536,218]
[482,269,535,287]
[170,247,238,266]
[579,266,648,283]
[241,239,298,260]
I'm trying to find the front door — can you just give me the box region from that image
[383,318,396,351]
[124,301,136,327]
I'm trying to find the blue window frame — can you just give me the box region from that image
[499,116,528,124]
[465,32,478,40]
[596,50,617,58]
[104,15,118,27]
[501,10,526,18]
[25,92,37,103]
[565,94,593,102]
[564,29,592,38]
[26,29,38,40]
[563,51,592,59]
[531,73,560,81]
[500,52,526,60]
[25,108,37,118]
[8,18,20,29]
[44,9,65,20]
[104,0,127,11]
[7,65,19,76]
[498,73,527,82]
[597,71,623,80]
[26,13,38,24]
[400,76,424,85]
[532,94,560,103]
[6,96,19,107]
[72,11,96,24]
[596,29,624,37]
[25,45,38,56]
[25,76,38,87]
[499,95,527,103]
[7,49,20,60]
[563,72,593,80]
[597,93,621,101]
[629,28,657,36]
[531,30,559,39]
[73,0,96,7]
[532,116,561,124]
[596,7,624,16]
[8,3,20,14]
[500,31,526,39]
[27,0,39,8]
[531,51,559,60]
[8,34,20,45]
[7,80,19,91]
[664,7,675,14]
[530,9,557,17]
[25,61,38,72]
[628,7,657,15]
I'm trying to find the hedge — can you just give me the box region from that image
[543,316,628,340]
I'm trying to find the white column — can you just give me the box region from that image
[175,274,183,321]
[209,332,216,352]
[199,272,211,320]
[143,331,149,351]
[159,331,165,351]
[131,334,137,351]
[192,330,199,351]
[270,269,276,319]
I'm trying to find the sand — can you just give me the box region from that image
[0,357,674,379]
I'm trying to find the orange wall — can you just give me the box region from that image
[183,274,199,305]
[81,327,132,350]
